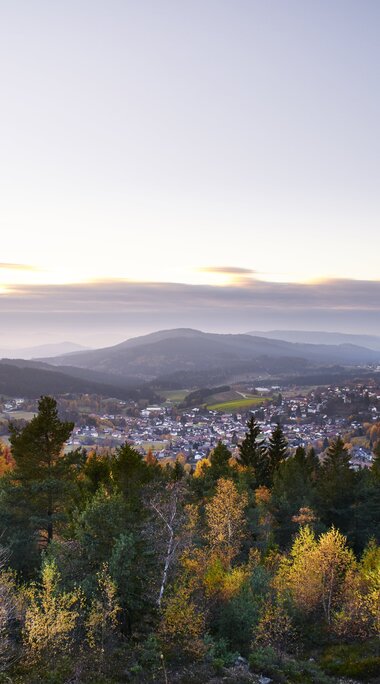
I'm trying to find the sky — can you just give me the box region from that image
[0,1,379,347]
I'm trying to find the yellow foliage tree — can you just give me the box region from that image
[0,441,14,477]
[23,559,82,660]
[86,564,121,654]
[205,478,248,566]
[334,540,380,639]
[160,584,206,659]
[276,526,355,625]
[193,457,210,478]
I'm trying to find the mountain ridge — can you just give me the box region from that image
[248,330,380,351]
[37,328,380,384]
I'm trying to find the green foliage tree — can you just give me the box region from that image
[74,487,128,571]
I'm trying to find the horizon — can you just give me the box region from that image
[2,276,380,348]
[2,323,380,356]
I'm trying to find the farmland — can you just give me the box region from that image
[207,395,271,412]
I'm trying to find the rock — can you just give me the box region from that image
[234,656,248,667]
[258,677,272,684]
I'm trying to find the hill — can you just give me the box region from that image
[38,328,380,387]
[0,341,89,359]
[0,360,159,401]
[248,330,380,351]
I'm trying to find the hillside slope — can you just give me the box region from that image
[39,328,380,382]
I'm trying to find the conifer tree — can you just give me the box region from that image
[209,441,232,481]
[267,423,288,481]
[8,396,74,546]
[317,436,356,534]
[238,417,270,486]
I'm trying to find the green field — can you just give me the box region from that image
[207,396,271,412]
[162,389,190,403]
[140,441,167,452]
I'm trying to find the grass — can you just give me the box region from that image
[320,640,380,681]
[162,390,190,403]
[140,441,167,452]
[207,396,271,412]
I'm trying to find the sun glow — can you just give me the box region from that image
[0,266,92,287]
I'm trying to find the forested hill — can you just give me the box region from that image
[39,328,380,382]
[0,360,158,401]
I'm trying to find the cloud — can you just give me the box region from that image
[2,277,380,312]
[0,263,38,271]
[1,278,380,346]
[198,266,255,275]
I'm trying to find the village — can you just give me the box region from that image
[2,380,379,468]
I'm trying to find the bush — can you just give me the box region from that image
[249,646,285,682]
[204,635,239,668]
[321,642,380,681]
[249,647,334,684]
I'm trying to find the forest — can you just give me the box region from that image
[0,397,379,684]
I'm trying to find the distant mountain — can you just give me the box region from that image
[39,328,380,386]
[248,330,380,352]
[0,360,159,401]
[0,341,89,360]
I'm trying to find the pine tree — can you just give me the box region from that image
[111,442,152,517]
[267,423,288,481]
[209,441,232,481]
[238,417,270,486]
[317,436,356,534]
[8,396,74,546]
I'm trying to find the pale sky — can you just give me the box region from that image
[0,1,379,345]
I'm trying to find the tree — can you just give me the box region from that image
[24,559,82,661]
[205,478,248,566]
[160,584,206,660]
[144,480,186,608]
[7,396,75,547]
[74,487,128,569]
[316,527,356,624]
[371,441,380,481]
[334,540,380,639]
[317,435,356,534]
[276,526,355,625]
[111,442,152,515]
[238,417,270,486]
[254,602,296,656]
[0,441,13,477]
[272,446,317,546]
[209,441,232,481]
[0,547,19,672]
[86,564,121,670]
[267,424,288,482]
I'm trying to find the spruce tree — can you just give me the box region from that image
[238,417,270,486]
[267,423,288,481]
[209,441,232,481]
[317,435,356,535]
